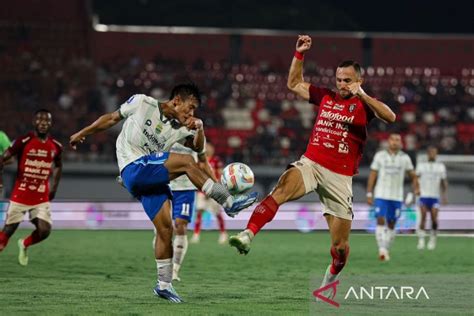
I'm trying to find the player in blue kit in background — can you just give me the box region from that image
[416,146,448,250]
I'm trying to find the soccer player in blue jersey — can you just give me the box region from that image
[70,84,257,302]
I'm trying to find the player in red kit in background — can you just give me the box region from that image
[191,142,228,244]
[0,109,63,266]
[229,35,396,298]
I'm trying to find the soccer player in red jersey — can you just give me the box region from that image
[191,143,228,244]
[229,35,396,298]
[0,109,63,266]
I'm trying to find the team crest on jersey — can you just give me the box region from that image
[349,104,356,112]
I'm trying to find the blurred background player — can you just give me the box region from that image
[191,143,228,244]
[0,110,63,266]
[229,35,396,300]
[367,133,419,261]
[70,84,257,303]
[416,146,448,250]
[167,143,199,282]
[0,130,11,156]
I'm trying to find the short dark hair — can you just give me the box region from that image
[34,109,51,116]
[169,83,201,106]
[338,60,362,77]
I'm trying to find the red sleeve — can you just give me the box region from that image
[52,139,63,167]
[309,85,334,105]
[6,134,31,157]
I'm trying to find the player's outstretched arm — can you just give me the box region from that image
[69,111,123,149]
[287,35,312,100]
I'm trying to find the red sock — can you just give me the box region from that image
[0,231,9,250]
[330,245,350,275]
[246,196,279,236]
[23,232,42,248]
[216,212,225,233]
[194,211,202,235]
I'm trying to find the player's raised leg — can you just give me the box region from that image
[229,166,306,254]
[417,204,428,250]
[165,153,258,216]
[151,199,183,303]
[318,215,351,300]
[17,217,51,266]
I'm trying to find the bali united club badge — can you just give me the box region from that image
[349,104,356,112]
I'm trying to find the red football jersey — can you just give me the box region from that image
[304,85,375,176]
[7,132,62,205]
[208,156,223,180]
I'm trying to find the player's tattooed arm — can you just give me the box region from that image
[70,111,123,149]
[287,35,312,100]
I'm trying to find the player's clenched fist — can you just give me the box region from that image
[296,35,312,53]
[347,82,365,97]
[184,117,203,130]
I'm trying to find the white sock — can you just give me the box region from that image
[156,258,173,290]
[173,235,188,274]
[385,228,396,250]
[375,225,385,250]
[417,229,426,242]
[430,229,437,240]
[202,178,233,208]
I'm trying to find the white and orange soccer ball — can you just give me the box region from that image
[220,162,255,195]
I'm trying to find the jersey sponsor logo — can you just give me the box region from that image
[24,159,52,169]
[27,149,48,157]
[142,128,165,150]
[317,120,334,128]
[338,142,349,154]
[155,122,163,133]
[320,110,355,124]
[333,104,345,111]
[323,142,335,149]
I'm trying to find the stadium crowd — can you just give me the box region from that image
[1,46,473,166]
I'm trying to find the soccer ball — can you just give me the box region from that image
[221,162,255,195]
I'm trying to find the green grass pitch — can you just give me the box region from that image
[0,230,472,315]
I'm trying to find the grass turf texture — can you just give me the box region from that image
[0,230,472,315]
